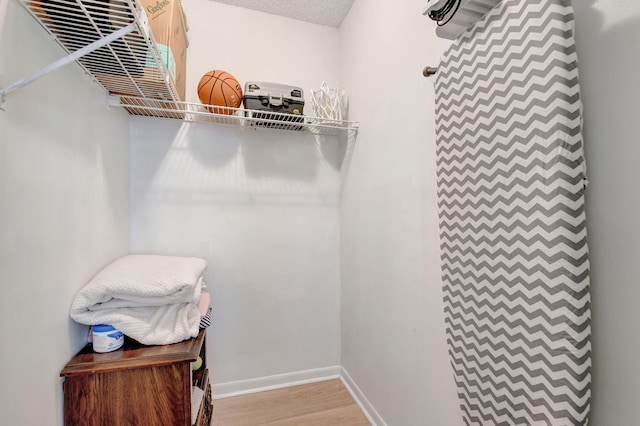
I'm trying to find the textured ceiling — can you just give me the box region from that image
[209,0,356,28]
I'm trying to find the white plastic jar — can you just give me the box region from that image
[92,324,124,353]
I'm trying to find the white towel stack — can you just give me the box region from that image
[70,255,207,345]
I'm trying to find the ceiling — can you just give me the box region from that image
[208,0,356,28]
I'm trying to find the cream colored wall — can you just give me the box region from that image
[338,0,464,424]
[574,1,640,424]
[183,0,341,105]
[130,0,343,392]
[339,0,640,424]
[3,0,639,423]
[0,1,130,424]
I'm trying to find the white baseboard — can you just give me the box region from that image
[213,365,341,399]
[340,367,387,426]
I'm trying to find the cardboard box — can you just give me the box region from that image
[92,0,188,102]
[119,95,186,119]
[142,0,188,99]
[170,1,188,100]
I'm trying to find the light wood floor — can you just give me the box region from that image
[212,379,370,425]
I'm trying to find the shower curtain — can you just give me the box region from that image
[433,0,591,424]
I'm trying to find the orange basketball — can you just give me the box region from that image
[197,70,243,115]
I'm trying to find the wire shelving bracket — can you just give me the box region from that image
[1,22,136,108]
[2,0,177,109]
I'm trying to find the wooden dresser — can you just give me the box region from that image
[60,329,212,426]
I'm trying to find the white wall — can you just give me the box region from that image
[573,1,640,424]
[338,0,464,424]
[4,0,637,423]
[131,0,342,390]
[338,0,640,424]
[183,0,341,105]
[0,1,130,425]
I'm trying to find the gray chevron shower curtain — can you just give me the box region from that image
[433,0,591,424]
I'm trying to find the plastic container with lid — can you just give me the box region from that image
[92,324,124,353]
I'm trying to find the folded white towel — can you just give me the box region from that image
[70,255,207,345]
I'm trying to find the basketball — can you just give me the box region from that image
[197,70,243,115]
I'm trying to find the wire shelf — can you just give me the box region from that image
[21,0,179,102]
[110,96,359,136]
[16,0,359,136]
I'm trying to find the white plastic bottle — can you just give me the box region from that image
[92,324,124,353]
